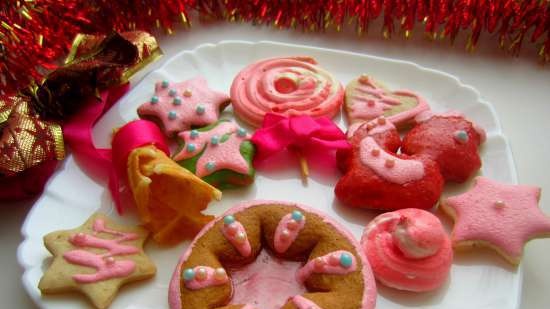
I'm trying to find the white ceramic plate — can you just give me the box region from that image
[18,41,521,309]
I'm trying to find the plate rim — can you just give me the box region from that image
[17,39,522,309]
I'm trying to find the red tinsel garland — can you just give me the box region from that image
[1,0,549,95]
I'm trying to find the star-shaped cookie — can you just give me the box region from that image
[441,176,550,265]
[137,76,231,136]
[38,213,156,309]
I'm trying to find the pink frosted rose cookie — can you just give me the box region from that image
[361,208,452,292]
[137,77,230,136]
[441,176,550,265]
[344,75,430,128]
[230,57,344,127]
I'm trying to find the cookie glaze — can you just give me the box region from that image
[137,77,230,136]
[230,57,344,127]
[173,121,251,178]
[361,209,452,292]
[441,177,550,264]
[63,218,139,283]
[296,250,357,283]
[346,75,429,127]
[221,216,252,257]
[274,211,306,253]
[360,136,424,184]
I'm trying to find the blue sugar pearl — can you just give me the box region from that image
[223,215,235,225]
[237,127,247,137]
[211,135,219,145]
[196,105,205,115]
[183,268,195,281]
[291,210,303,222]
[186,143,196,152]
[340,253,353,268]
[168,111,177,120]
[161,80,169,88]
[168,89,177,97]
[190,130,199,139]
[173,97,182,105]
[150,96,159,104]
[206,161,216,171]
[454,130,469,143]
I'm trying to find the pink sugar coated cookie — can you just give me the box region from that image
[361,208,452,292]
[137,77,230,136]
[441,176,550,265]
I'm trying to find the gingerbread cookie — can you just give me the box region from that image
[402,111,486,183]
[38,213,156,309]
[344,75,430,128]
[441,177,550,265]
[137,77,231,136]
[173,120,255,189]
[335,123,443,211]
[230,56,344,127]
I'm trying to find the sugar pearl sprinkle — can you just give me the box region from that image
[237,127,247,137]
[183,89,192,97]
[287,219,299,230]
[210,135,219,145]
[371,148,380,157]
[377,117,386,125]
[214,268,227,281]
[281,229,291,241]
[235,231,247,244]
[173,97,182,105]
[195,267,208,281]
[168,111,177,120]
[454,130,469,143]
[223,215,235,225]
[291,210,304,222]
[494,200,506,208]
[168,89,177,97]
[206,161,216,171]
[314,258,325,271]
[196,105,206,115]
[339,252,353,268]
[183,268,195,281]
[190,129,199,139]
[161,80,169,88]
[104,256,115,265]
[385,158,395,168]
[329,253,340,266]
[150,96,159,104]
[186,143,196,152]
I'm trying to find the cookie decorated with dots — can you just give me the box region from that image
[137,77,231,136]
[173,120,255,189]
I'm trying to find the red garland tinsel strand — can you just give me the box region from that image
[1,0,549,95]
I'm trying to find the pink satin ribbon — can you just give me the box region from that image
[251,113,350,170]
[63,84,167,213]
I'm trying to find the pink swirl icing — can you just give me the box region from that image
[274,213,306,253]
[184,266,229,290]
[230,57,344,127]
[359,136,425,184]
[63,219,139,283]
[221,221,252,257]
[296,250,357,283]
[291,295,322,309]
[348,75,429,126]
[361,208,452,292]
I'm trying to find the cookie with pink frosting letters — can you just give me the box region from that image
[441,176,550,265]
[361,208,453,292]
[344,75,430,129]
[137,77,231,136]
[38,213,156,309]
[173,120,255,189]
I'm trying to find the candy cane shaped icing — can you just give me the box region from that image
[221,215,252,257]
[359,136,424,184]
[182,266,229,290]
[274,210,306,253]
[361,208,452,291]
[291,295,323,309]
[296,250,357,283]
[173,121,251,177]
[230,57,344,127]
[348,75,429,126]
[63,218,139,283]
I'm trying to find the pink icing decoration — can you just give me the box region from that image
[230,57,344,127]
[62,219,139,284]
[346,117,396,139]
[443,177,550,261]
[414,110,487,143]
[229,250,306,309]
[184,266,229,290]
[168,200,377,309]
[361,209,453,292]
[241,305,257,309]
[292,295,323,309]
[137,77,229,135]
[274,213,306,253]
[296,250,357,283]
[359,136,425,184]
[173,121,251,177]
[348,76,429,126]
[221,221,252,257]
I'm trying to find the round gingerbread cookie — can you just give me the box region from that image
[168,200,377,309]
[230,57,344,127]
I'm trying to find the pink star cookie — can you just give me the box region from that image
[441,176,550,265]
[137,77,230,136]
